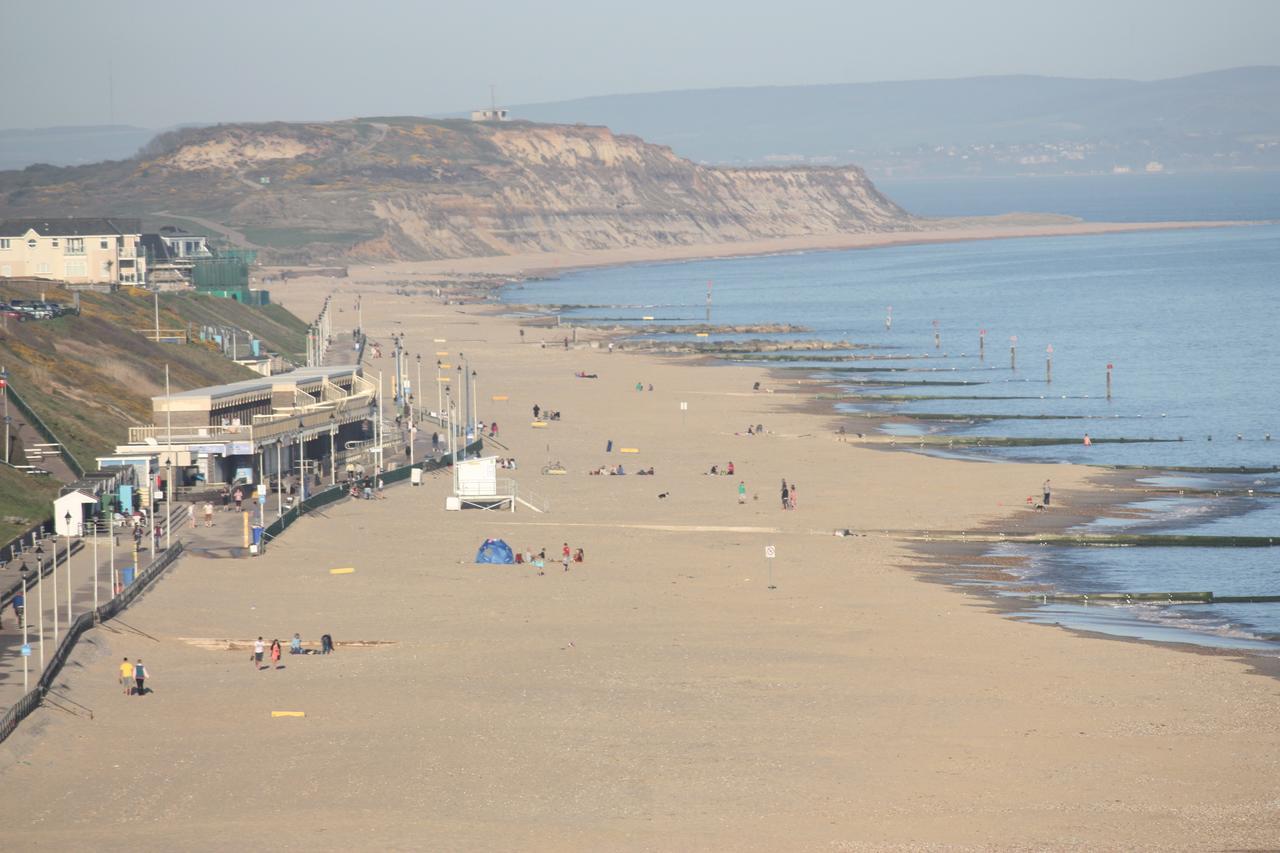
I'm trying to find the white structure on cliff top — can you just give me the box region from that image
[470,107,509,122]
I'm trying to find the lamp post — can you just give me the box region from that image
[92,511,99,614]
[1,365,10,464]
[297,419,307,503]
[415,354,422,423]
[436,360,443,425]
[50,533,58,645]
[471,369,478,439]
[164,363,173,553]
[21,571,29,691]
[456,364,463,441]
[275,438,284,519]
[376,371,385,479]
[329,413,337,486]
[35,546,44,670]
[63,511,73,624]
[409,394,417,465]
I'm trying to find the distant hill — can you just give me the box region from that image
[0,125,156,171]
[0,118,912,263]
[507,67,1280,176]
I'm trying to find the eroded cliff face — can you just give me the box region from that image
[0,118,914,262]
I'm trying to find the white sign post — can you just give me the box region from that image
[764,545,776,590]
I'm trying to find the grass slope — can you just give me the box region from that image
[0,283,310,541]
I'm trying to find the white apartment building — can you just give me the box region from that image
[0,217,147,285]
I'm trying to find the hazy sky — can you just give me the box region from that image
[2,0,1278,130]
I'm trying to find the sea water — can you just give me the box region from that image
[502,173,1280,654]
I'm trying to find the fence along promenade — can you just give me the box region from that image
[0,438,483,745]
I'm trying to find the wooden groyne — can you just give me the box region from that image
[900,531,1278,548]
[1033,591,1280,605]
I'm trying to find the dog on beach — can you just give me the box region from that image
[657,492,669,500]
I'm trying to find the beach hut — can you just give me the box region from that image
[53,490,100,536]
[474,538,514,564]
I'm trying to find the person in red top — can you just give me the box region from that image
[562,543,571,572]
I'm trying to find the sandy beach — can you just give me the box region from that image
[3,235,1279,850]
[329,218,1251,281]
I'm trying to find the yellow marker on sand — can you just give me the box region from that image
[436,350,449,356]
[272,711,306,718]
[620,448,640,454]
[330,567,356,575]
[531,421,548,428]
[491,395,509,401]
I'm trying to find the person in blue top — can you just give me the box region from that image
[133,659,148,697]
[11,591,23,626]
[290,633,302,655]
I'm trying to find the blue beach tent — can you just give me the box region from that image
[475,538,515,564]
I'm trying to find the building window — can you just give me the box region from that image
[36,262,50,274]
[66,237,85,255]
[0,239,9,249]
[64,260,87,277]
[51,238,59,248]
[100,238,109,249]
[27,239,37,249]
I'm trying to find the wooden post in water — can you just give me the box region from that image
[1046,344,1053,384]
[1106,362,1113,400]
[1009,335,1018,370]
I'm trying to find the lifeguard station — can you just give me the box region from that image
[451,456,545,513]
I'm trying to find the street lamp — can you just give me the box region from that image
[63,511,73,624]
[35,544,45,670]
[297,419,307,503]
[329,413,337,486]
[456,364,463,441]
[407,395,415,466]
[1,365,10,464]
[275,438,284,519]
[436,360,443,425]
[471,369,478,439]
[415,354,422,423]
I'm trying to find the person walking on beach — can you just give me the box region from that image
[738,480,746,505]
[120,657,134,695]
[789,483,798,510]
[233,487,244,512]
[133,659,148,696]
[781,482,790,510]
[562,542,571,572]
[270,638,282,667]
[432,432,440,454]
[190,503,198,529]
[1042,479,1052,507]
[253,637,265,669]
[532,404,540,420]
[203,502,214,527]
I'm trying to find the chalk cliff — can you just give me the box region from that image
[0,118,915,262]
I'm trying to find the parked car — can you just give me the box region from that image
[0,303,25,320]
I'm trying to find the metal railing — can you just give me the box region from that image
[0,541,185,744]
[3,380,85,478]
